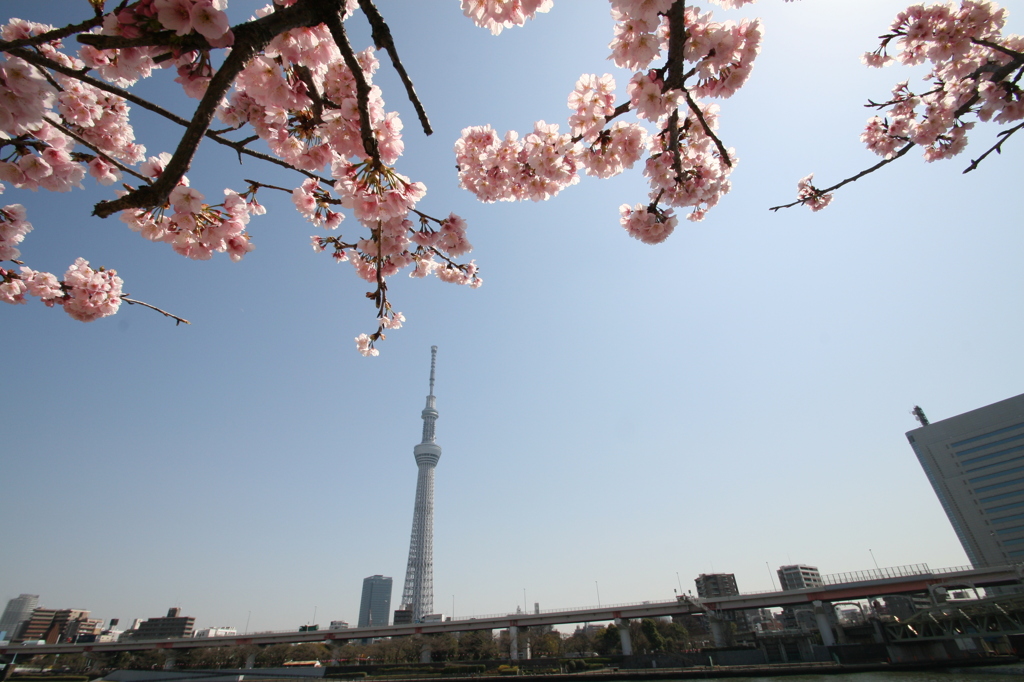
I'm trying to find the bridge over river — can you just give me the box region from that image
[2,562,1021,665]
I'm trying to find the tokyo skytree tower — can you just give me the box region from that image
[400,346,441,621]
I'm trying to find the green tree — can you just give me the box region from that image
[458,629,498,661]
[562,628,594,658]
[594,625,620,656]
[530,630,562,658]
[640,619,666,653]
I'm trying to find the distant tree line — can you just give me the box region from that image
[17,617,711,673]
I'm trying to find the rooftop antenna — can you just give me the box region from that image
[912,405,930,426]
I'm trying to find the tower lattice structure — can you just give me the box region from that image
[400,346,441,621]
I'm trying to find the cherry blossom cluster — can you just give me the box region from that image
[0,200,31,261]
[858,1,1022,163]
[784,1,1022,212]
[2,256,123,323]
[0,2,485,353]
[461,0,554,35]
[619,202,678,244]
[458,0,767,241]
[114,153,256,262]
[795,174,833,212]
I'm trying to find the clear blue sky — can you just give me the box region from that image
[2,0,1023,634]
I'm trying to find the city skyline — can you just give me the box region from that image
[3,0,1022,634]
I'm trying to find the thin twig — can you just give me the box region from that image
[121,297,191,325]
[768,142,916,211]
[963,121,1024,173]
[357,0,432,136]
[44,116,150,182]
[681,86,732,167]
[0,15,104,52]
[243,179,298,193]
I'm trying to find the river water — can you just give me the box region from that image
[685,670,1022,682]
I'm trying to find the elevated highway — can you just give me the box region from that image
[2,563,1020,659]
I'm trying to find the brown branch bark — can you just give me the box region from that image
[357,0,432,136]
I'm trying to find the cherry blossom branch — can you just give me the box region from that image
[768,142,916,211]
[681,86,732,167]
[570,101,631,145]
[120,297,191,325]
[665,0,732,168]
[293,64,326,123]
[971,37,1024,62]
[243,179,295,194]
[963,121,1024,173]
[323,8,380,164]
[0,15,104,51]
[666,110,683,181]
[85,0,349,218]
[356,0,432,136]
[43,116,149,182]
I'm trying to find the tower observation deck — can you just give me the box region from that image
[400,346,441,621]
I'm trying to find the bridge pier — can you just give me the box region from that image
[244,653,256,669]
[708,613,728,648]
[419,643,432,663]
[162,653,177,671]
[813,601,837,647]
[615,618,632,656]
[1,654,16,681]
[508,625,518,661]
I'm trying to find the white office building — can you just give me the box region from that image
[907,393,1024,566]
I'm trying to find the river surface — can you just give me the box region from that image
[670,671,1022,682]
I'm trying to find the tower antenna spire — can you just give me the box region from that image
[402,346,441,621]
[429,345,437,397]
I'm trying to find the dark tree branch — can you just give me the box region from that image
[0,15,103,52]
[663,1,732,168]
[768,142,916,211]
[323,9,380,164]
[666,110,683,180]
[972,37,1024,63]
[963,121,1024,173]
[293,64,324,123]
[681,86,732,166]
[357,0,432,136]
[77,31,210,52]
